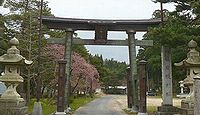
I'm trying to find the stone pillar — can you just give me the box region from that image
[127,30,138,112]
[138,60,148,115]
[194,74,200,115]
[55,60,67,115]
[157,46,181,115]
[161,46,173,105]
[126,67,133,109]
[64,28,73,109]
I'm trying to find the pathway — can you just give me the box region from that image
[73,95,126,115]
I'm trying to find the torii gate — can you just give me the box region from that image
[41,16,161,112]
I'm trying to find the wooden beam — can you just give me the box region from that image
[41,16,161,31]
[47,38,153,46]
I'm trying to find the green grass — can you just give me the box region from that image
[147,106,157,114]
[123,109,137,115]
[28,96,97,115]
[28,99,56,115]
[70,96,97,111]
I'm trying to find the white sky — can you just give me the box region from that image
[47,0,175,63]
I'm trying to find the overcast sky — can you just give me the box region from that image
[46,0,175,63]
[3,0,175,63]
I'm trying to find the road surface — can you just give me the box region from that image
[73,95,182,115]
[73,95,126,115]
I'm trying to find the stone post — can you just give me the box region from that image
[157,46,181,115]
[127,30,138,112]
[55,60,67,115]
[138,60,148,115]
[194,74,200,115]
[161,46,173,106]
[64,28,73,110]
[126,67,133,109]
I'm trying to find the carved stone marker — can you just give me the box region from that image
[161,46,173,106]
[0,37,32,115]
[157,46,181,115]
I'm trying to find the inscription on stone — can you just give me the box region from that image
[162,46,173,105]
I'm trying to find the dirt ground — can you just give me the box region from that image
[113,95,182,109]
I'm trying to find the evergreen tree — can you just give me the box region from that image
[137,0,200,94]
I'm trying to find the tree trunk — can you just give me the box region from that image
[72,77,82,93]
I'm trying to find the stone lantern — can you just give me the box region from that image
[0,37,32,115]
[174,40,200,114]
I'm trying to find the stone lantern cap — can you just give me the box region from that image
[174,40,200,67]
[0,38,32,65]
[188,40,198,48]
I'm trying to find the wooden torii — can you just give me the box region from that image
[41,16,161,112]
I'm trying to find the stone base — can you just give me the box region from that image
[0,98,28,115]
[156,105,182,115]
[180,100,194,115]
[181,100,194,109]
[180,108,193,115]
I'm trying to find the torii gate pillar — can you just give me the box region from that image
[64,28,74,110]
[127,30,138,112]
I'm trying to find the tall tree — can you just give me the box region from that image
[3,0,53,102]
[46,44,100,96]
[137,0,200,93]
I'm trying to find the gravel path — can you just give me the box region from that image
[113,95,182,108]
[73,95,182,115]
[73,95,126,115]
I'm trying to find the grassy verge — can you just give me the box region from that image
[147,106,157,114]
[70,96,97,111]
[28,99,56,115]
[28,96,97,115]
[123,109,137,115]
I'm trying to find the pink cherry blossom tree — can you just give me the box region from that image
[46,44,100,95]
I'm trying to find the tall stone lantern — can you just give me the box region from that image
[0,37,32,115]
[175,40,200,114]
